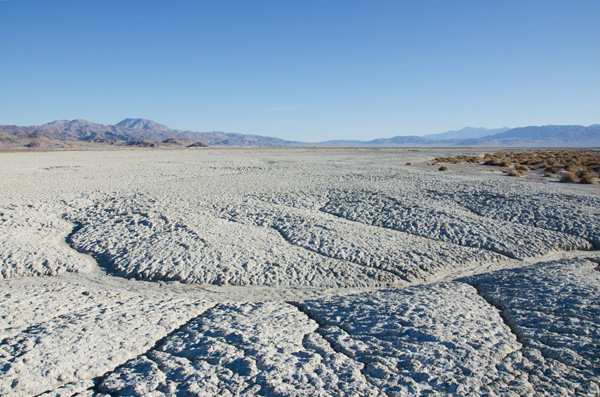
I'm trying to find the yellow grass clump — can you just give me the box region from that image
[560,172,579,183]
[434,150,600,181]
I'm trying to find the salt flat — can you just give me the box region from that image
[0,148,599,396]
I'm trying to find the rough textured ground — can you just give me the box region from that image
[0,148,599,396]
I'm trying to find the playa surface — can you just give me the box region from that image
[1,148,599,396]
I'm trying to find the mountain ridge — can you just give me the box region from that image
[1,118,599,148]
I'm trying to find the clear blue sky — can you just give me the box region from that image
[1,0,599,141]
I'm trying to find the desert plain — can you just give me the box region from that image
[0,148,599,396]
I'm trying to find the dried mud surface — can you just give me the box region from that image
[1,148,599,396]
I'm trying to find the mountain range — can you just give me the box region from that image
[0,118,296,149]
[1,119,599,148]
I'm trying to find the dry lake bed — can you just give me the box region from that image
[1,148,599,396]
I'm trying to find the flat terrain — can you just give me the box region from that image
[1,148,599,396]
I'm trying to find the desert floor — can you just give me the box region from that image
[1,148,599,396]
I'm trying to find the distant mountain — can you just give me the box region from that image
[368,135,438,146]
[192,131,299,147]
[0,118,300,148]
[116,118,173,132]
[424,127,510,141]
[315,135,439,147]
[313,127,509,147]
[459,125,600,147]
[317,125,600,147]
[0,119,140,142]
[1,119,598,149]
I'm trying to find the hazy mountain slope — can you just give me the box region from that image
[368,135,438,145]
[317,125,599,147]
[460,125,600,147]
[193,131,300,147]
[314,136,440,147]
[424,127,510,140]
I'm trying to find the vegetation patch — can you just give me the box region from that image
[434,150,600,183]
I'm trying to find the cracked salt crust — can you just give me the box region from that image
[0,148,599,395]
[99,302,379,396]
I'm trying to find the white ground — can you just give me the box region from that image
[0,148,599,396]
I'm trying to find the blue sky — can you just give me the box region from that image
[1,0,598,141]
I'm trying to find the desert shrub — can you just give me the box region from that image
[405,162,412,165]
[434,156,463,164]
[484,155,503,166]
[506,169,524,177]
[439,166,449,171]
[580,173,599,184]
[430,151,600,177]
[560,172,579,183]
[544,172,556,178]
[528,159,543,166]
